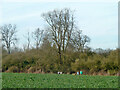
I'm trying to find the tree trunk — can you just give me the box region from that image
[7,47,10,54]
[58,46,62,65]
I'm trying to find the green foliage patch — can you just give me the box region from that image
[2,73,118,88]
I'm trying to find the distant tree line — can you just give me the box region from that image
[1,8,119,75]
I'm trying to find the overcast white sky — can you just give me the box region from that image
[0,0,118,49]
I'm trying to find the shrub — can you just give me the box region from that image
[107,70,118,75]
[28,66,37,73]
[7,66,19,73]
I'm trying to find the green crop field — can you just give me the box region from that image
[2,73,119,88]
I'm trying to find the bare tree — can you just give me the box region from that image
[42,8,75,65]
[1,24,17,54]
[27,32,31,50]
[32,28,44,50]
[71,30,90,52]
[22,44,27,52]
[23,31,31,51]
